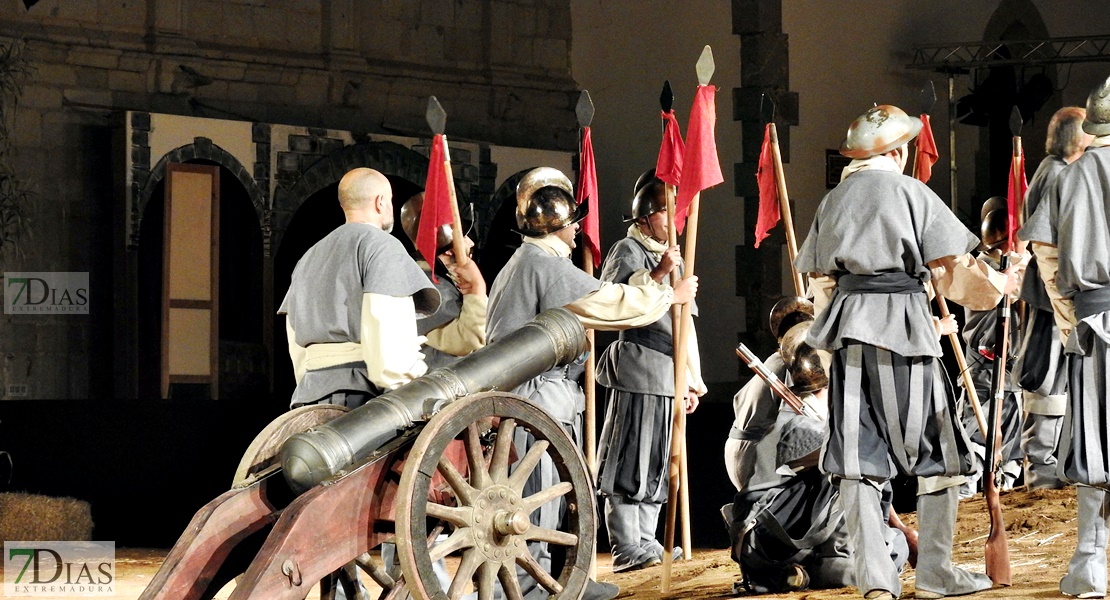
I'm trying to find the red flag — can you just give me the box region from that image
[753,124,780,248]
[914,114,939,183]
[575,126,601,268]
[1006,150,1027,249]
[418,134,454,283]
[675,85,724,233]
[656,110,685,186]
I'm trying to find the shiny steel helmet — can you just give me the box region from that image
[769,296,815,341]
[515,167,586,237]
[1083,75,1110,136]
[625,170,667,223]
[788,345,829,396]
[979,195,1005,223]
[400,192,453,255]
[779,320,813,367]
[840,105,923,159]
[980,207,1009,250]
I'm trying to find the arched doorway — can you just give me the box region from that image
[137,160,265,400]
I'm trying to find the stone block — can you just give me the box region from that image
[277,151,300,172]
[228,81,259,103]
[33,64,78,87]
[116,55,152,73]
[740,33,789,88]
[243,66,284,84]
[209,62,247,82]
[13,108,41,147]
[732,0,781,34]
[67,47,121,70]
[408,25,445,62]
[108,70,147,94]
[252,122,271,144]
[381,0,418,21]
[19,85,63,110]
[294,75,328,106]
[131,111,151,131]
[732,87,798,126]
[420,0,455,28]
[75,67,110,89]
[193,80,230,100]
[40,111,69,149]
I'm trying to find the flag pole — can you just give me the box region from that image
[575,91,598,481]
[762,96,804,296]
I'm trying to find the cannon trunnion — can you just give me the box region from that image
[140,308,593,600]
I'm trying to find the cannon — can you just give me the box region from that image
[141,308,594,600]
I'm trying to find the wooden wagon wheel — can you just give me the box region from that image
[395,392,595,600]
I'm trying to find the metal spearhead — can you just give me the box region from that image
[760,93,776,124]
[1009,105,1023,137]
[660,80,673,112]
[696,45,714,86]
[576,90,594,128]
[919,80,937,116]
[426,96,446,135]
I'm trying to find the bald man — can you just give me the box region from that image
[279,167,441,408]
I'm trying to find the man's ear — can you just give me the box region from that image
[374,194,388,214]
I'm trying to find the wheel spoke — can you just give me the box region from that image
[430,528,475,562]
[489,418,517,483]
[521,481,572,513]
[466,423,490,490]
[515,551,563,594]
[446,548,482,600]
[498,563,524,600]
[526,526,578,547]
[507,440,550,493]
[438,455,476,504]
[477,560,497,600]
[426,502,472,528]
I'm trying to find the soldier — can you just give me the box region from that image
[1020,76,1110,599]
[486,167,697,600]
[594,171,706,573]
[279,167,440,409]
[957,201,1026,497]
[399,192,488,369]
[1014,106,1093,489]
[728,334,910,594]
[724,296,813,493]
[795,105,1014,600]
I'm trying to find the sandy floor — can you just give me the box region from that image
[17,486,1085,599]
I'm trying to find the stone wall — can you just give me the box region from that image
[0,0,579,399]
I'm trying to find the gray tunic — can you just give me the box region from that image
[279,223,439,406]
[1020,155,1068,311]
[795,170,979,357]
[1022,146,1110,488]
[487,242,599,426]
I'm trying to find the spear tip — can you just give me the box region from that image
[660,80,673,112]
[576,90,595,128]
[760,93,776,124]
[919,80,937,115]
[425,96,446,135]
[696,45,714,85]
[1009,105,1023,137]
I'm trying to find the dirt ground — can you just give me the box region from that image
[33,486,1083,599]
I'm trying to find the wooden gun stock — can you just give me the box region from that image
[734,343,818,419]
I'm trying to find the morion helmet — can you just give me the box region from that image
[400,192,454,255]
[769,296,815,341]
[515,167,586,237]
[1083,74,1110,136]
[625,169,667,222]
[840,105,923,159]
[788,345,829,396]
[979,195,1005,223]
[981,207,1009,250]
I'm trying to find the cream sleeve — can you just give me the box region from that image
[685,319,707,396]
[361,292,429,390]
[424,293,488,357]
[927,254,1007,311]
[566,280,675,331]
[1032,242,1077,344]
[286,320,307,385]
[808,274,837,315]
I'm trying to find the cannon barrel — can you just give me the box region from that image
[281,307,587,493]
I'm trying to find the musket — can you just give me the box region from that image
[760,94,806,296]
[575,90,598,480]
[663,47,716,592]
[658,80,694,562]
[734,344,818,418]
[980,108,1024,587]
[425,97,468,266]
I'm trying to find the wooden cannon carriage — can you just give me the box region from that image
[140,308,595,600]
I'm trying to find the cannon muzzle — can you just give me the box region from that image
[281,307,587,493]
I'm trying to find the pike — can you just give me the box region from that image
[657,79,694,562]
[425,97,469,266]
[760,95,806,296]
[575,90,599,480]
[914,81,1006,580]
[663,45,721,593]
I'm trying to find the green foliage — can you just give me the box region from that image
[0,39,33,260]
